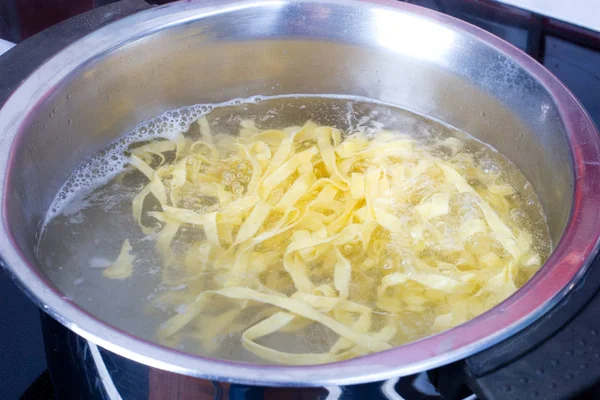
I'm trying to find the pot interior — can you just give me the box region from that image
[1,0,575,374]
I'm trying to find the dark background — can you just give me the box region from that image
[0,0,599,399]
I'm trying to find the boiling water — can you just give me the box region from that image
[38,96,550,363]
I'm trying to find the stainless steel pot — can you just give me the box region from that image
[1,0,599,392]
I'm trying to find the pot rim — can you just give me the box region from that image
[1,0,599,387]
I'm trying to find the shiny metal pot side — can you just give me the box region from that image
[0,0,599,387]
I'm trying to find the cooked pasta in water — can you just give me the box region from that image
[38,96,550,364]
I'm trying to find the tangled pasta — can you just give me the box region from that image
[105,117,545,364]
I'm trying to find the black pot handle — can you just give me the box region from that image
[0,0,152,107]
[431,257,600,400]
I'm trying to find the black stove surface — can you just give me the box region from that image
[1,1,599,399]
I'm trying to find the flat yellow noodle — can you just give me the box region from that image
[103,239,135,279]
[241,312,336,365]
[110,116,545,366]
[333,247,351,299]
[317,127,350,187]
[234,201,272,244]
[160,287,392,352]
[275,172,316,210]
[438,163,520,259]
[260,147,318,198]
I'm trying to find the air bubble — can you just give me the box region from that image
[232,181,243,195]
[480,159,500,176]
[222,171,234,183]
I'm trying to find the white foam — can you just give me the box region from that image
[44,95,310,225]
[46,109,195,221]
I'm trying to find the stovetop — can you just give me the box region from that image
[1,1,599,399]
